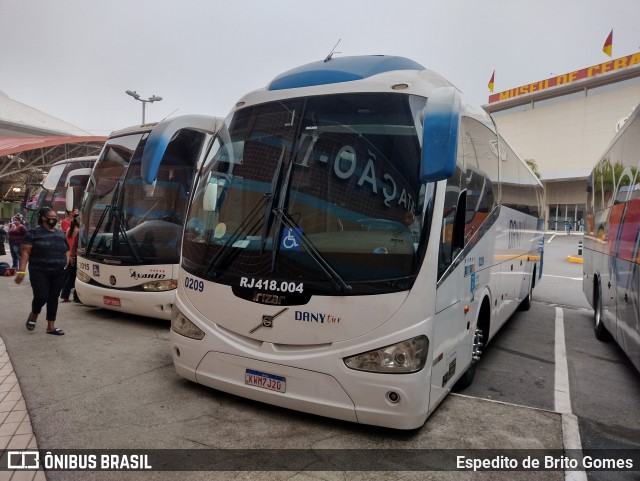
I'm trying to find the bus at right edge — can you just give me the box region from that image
[584,104,640,373]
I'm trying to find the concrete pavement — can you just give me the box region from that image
[0,242,570,480]
[0,246,44,480]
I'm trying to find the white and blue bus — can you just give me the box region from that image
[583,104,640,373]
[76,116,222,320]
[170,56,544,429]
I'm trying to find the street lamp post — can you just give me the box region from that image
[125,90,163,124]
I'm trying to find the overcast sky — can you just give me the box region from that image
[1,0,638,136]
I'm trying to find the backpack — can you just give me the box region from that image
[0,262,15,276]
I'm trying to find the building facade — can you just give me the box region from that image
[483,52,640,231]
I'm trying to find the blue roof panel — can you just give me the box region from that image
[267,56,425,91]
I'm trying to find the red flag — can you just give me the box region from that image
[488,70,495,93]
[603,30,613,57]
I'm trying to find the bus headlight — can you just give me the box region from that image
[344,336,428,374]
[141,280,178,291]
[76,270,91,283]
[171,307,205,340]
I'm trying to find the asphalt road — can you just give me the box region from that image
[0,234,638,480]
[461,234,640,481]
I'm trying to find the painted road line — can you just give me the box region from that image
[555,307,588,481]
[554,307,571,414]
[543,274,583,281]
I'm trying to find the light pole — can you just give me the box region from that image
[125,90,163,124]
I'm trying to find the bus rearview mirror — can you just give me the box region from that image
[205,179,229,212]
[420,87,460,183]
[203,182,218,212]
[65,186,74,212]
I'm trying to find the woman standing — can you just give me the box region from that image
[15,207,69,336]
[60,216,80,303]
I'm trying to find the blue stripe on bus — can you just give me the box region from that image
[268,56,425,91]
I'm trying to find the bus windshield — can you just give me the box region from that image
[182,93,433,295]
[82,129,205,264]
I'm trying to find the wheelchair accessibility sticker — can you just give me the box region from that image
[280,228,302,251]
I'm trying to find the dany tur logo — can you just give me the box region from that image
[294,310,342,324]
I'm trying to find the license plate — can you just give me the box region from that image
[245,369,286,393]
[103,296,121,307]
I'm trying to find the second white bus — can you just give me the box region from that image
[76,116,222,320]
[583,104,640,373]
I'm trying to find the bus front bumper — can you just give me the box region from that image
[170,329,431,430]
[76,281,175,320]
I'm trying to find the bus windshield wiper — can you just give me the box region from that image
[260,147,286,251]
[109,179,142,263]
[86,203,111,256]
[205,192,271,276]
[85,181,141,262]
[112,207,142,263]
[272,207,352,293]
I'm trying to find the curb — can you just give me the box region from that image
[566,255,584,264]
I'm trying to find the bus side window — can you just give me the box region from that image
[438,168,464,278]
[465,170,494,244]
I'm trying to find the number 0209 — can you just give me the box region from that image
[184,277,204,292]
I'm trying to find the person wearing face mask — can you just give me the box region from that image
[15,207,69,336]
[60,216,80,303]
[61,208,79,234]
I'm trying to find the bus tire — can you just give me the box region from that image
[593,280,611,342]
[518,274,534,311]
[454,361,477,391]
[518,266,536,311]
[454,301,489,391]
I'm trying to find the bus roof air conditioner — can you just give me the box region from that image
[420,87,461,183]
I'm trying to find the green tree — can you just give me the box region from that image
[525,159,541,179]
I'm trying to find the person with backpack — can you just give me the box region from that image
[8,216,28,268]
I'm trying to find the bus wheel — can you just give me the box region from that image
[594,281,610,342]
[518,277,533,311]
[454,326,485,390]
[518,266,536,312]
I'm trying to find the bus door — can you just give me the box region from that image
[600,202,624,332]
[614,198,640,368]
[430,182,469,409]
